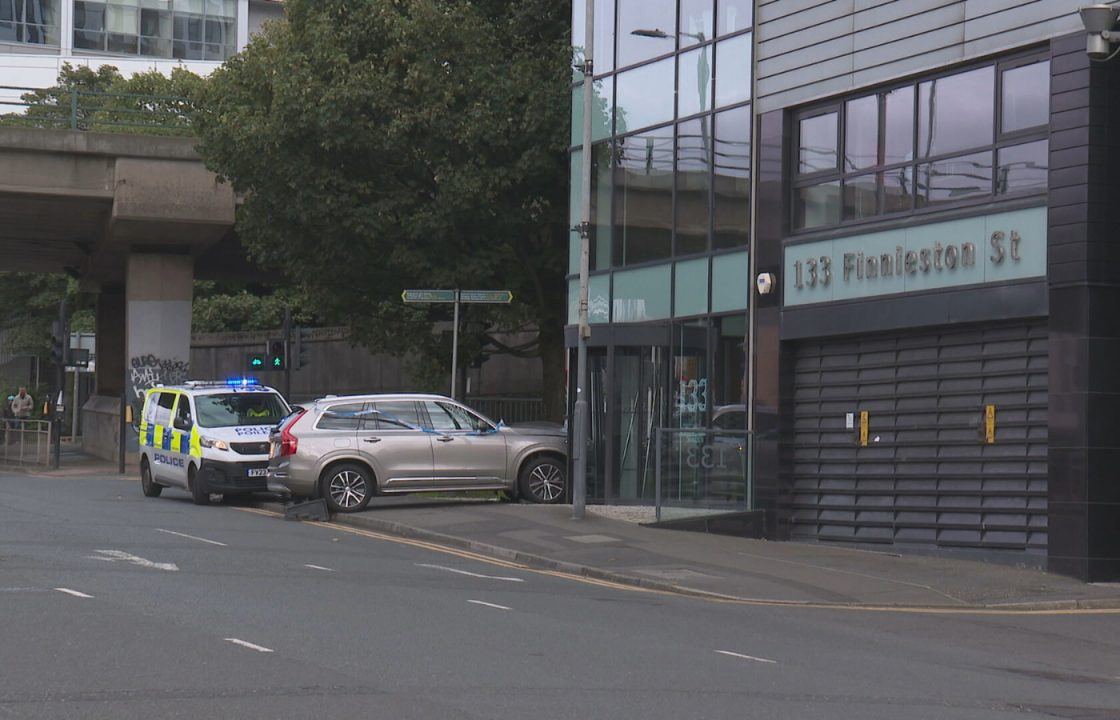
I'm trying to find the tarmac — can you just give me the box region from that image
[261,495,1120,612]
[13,453,1120,612]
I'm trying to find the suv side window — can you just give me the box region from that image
[317,402,367,431]
[421,401,460,432]
[373,401,422,430]
[439,402,492,432]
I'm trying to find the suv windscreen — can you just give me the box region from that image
[195,393,288,428]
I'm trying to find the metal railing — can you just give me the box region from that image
[654,427,753,521]
[0,419,51,467]
[0,85,193,135]
[466,397,548,425]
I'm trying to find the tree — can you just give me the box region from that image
[193,0,573,418]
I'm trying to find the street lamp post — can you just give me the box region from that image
[572,0,594,520]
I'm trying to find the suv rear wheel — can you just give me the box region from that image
[322,463,373,513]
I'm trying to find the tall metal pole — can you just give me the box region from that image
[52,297,67,469]
[572,0,594,520]
[450,291,460,400]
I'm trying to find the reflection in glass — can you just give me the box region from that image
[717,0,752,36]
[997,140,1048,195]
[882,166,913,214]
[712,105,750,249]
[714,33,751,108]
[616,0,674,68]
[795,181,841,229]
[676,117,712,255]
[615,57,674,135]
[1002,61,1050,133]
[843,173,879,220]
[883,85,914,165]
[678,46,713,118]
[679,0,713,47]
[918,66,994,158]
[613,129,674,266]
[845,95,877,170]
[916,151,993,206]
[614,347,666,500]
[799,111,837,174]
[570,75,613,146]
[595,0,615,73]
[590,142,614,270]
[1,0,59,44]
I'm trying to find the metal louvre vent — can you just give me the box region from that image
[786,321,1048,552]
[231,442,269,455]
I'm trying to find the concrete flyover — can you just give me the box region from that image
[0,126,259,461]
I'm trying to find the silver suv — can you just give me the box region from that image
[266,394,568,512]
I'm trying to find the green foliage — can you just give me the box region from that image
[0,273,91,359]
[193,0,572,412]
[192,281,312,333]
[1,63,200,135]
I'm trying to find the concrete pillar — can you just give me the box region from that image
[125,253,194,419]
[82,286,126,461]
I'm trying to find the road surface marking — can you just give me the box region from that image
[54,588,93,599]
[304,564,334,572]
[716,650,777,664]
[229,507,1120,617]
[468,600,511,611]
[416,563,524,582]
[156,528,228,547]
[224,638,274,653]
[89,549,179,572]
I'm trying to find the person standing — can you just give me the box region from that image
[10,387,33,426]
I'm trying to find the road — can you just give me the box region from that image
[1,472,1118,719]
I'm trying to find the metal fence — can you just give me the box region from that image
[466,397,548,425]
[0,85,193,135]
[654,428,752,521]
[0,420,51,467]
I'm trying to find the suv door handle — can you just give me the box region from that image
[436,436,454,443]
[363,437,382,444]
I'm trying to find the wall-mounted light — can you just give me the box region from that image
[1080,4,1120,60]
[756,272,775,296]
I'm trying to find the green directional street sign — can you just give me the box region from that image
[401,289,457,303]
[460,290,513,304]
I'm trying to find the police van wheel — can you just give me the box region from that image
[189,466,210,506]
[140,458,162,498]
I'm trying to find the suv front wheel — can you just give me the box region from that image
[519,457,566,504]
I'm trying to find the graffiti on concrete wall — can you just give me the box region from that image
[128,354,188,402]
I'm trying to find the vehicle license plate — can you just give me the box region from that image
[248,468,267,477]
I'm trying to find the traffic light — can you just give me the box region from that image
[291,327,312,370]
[50,320,65,367]
[246,352,266,371]
[267,339,286,370]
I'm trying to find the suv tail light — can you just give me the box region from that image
[279,408,307,457]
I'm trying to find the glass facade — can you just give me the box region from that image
[0,0,59,45]
[570,0,752,505]
[792,52,1050,231]
[73,0,237,60]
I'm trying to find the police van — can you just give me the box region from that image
[138,379,290,505]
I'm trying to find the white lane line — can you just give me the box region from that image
[156,528,228,547]
[54,588,94,599]
[716,650,777,665]
[224,638,274,653]
[304,564,334,572]
[89,549,179,572]
[416,563,525,582]
[467,599,512,611]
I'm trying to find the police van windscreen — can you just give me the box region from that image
[195,393,289,428]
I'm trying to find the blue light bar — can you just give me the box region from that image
[226,377,261,388]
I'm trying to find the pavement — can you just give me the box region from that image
[259,495,1120,611]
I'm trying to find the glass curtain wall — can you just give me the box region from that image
[74,0,237,59]
[570,0,752,504]
[0,0,59,45]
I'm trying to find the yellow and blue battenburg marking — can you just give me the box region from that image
[138,390,202,458]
